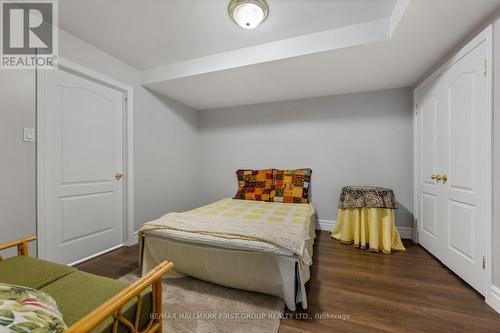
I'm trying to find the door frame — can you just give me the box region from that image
[36,57,135,264]
[413,25,493,305]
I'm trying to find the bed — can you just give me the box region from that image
[139,198,316,310]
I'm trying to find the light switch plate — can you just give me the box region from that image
[23,128,35,142]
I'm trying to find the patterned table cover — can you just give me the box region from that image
[338,186,397,209]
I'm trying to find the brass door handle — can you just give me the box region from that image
[430,174,448,183]
[115,172,124,181]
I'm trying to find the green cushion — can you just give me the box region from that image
[0,256,77,289]
[41,271,152,333]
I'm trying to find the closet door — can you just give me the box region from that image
[416,28,491,295]
[416,79,444,258]
[439,41,490,294]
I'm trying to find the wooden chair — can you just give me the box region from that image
[0,236,173,333]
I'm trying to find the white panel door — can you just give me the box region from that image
[39,68,124,265]
[440,42,490,294]
[416,79,443,257]
[416,34,490,295]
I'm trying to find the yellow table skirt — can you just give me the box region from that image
[331,208,405,254]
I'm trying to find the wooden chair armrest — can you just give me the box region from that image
[0,235,37,259]
[66,261,174,333]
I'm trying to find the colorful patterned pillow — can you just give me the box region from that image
[270,169,312,203]
[0,283,67,332]
[234,169,273,201]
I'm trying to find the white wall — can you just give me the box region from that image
[198,88,414,228]
[134,91,199,226]
[0,70,37,256]
[0,28,200,258]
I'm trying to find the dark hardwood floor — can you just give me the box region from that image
[76,231,499,333]
[76,244,139,279]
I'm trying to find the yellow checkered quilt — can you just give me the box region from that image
[139,198,316,258]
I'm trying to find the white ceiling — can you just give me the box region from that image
[59,0,500,110]
[59,0,397,69]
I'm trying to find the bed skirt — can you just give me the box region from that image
[140,216,316,311]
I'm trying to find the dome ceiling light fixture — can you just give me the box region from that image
[228,0,269,30]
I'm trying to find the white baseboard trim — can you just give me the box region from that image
[486,285,500,314]
[316,219,414,240]
[397,227,414,240]
[129,231,139,246]
[317,219,336,231]
[68,243,123,266]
